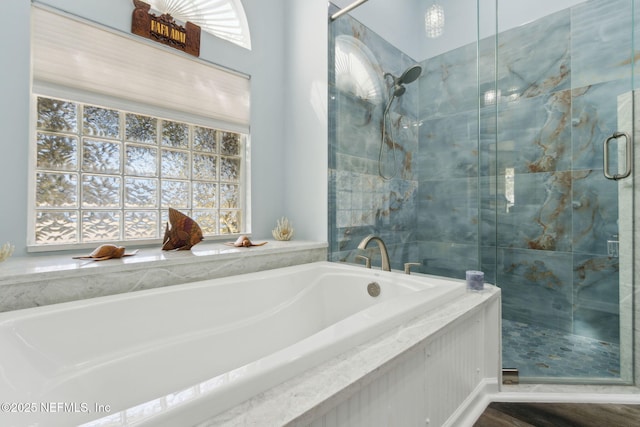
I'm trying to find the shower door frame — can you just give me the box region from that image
[488,0,637,385]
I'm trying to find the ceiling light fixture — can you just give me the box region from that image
[425,2,445,38]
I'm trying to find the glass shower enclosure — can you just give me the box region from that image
[328,0,635,384]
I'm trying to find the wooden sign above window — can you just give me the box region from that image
[131,0,201,57]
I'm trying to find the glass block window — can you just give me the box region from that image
[33,96,245,247]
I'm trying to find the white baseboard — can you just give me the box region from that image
[447,382,640,427]
[443,378,499,427]
[493,383,640,404]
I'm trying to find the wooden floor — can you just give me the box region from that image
[473,402,640,426]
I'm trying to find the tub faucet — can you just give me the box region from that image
[357,235,391,271]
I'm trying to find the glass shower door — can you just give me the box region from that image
[489,0,635,383]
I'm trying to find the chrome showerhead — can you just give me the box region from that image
[384,64,422,98]
[398,64,422,85]
[385,64,423,85]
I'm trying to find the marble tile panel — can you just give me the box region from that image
[334,152,377,176]
[496,9,570,99]
[497,90,572,174]
[480,244,497,284]
[329,126,341,167]
[573,252,620,343]
[479,174,499,248]
[636,0,640,90]
[478,138,502,178]
[571,0,634,88]
[571,169,619,255]
[379,112,419,181]
[573,307,620,344]
[496,171,573,252]
[385,86,420,122]
[573,253,619,307]
[418,110,479,181]
[478,36,497,88]
[572,79,632,171]
[419,42,479,118]
[335,92,382,162]
[417,177,479,245]
[416,241,479,280]
[498,247,574,332]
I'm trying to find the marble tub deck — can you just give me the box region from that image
[0,240,328,312]
[197,285,500,426]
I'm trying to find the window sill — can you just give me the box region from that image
[0,240,328,312]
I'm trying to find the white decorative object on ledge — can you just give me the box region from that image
[272,217,294,241]
[0,242,14,262]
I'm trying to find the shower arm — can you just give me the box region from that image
[330,0,370,21]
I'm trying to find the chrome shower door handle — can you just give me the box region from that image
[603,132,632,180]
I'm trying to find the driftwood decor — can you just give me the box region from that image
[131,0,201,57]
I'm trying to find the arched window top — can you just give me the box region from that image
[335,35,382,101]
[146,0,251,50]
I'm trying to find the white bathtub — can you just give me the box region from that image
[0,261,466,426]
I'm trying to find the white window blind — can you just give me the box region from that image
[31,6,250,133]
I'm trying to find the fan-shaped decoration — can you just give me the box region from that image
[145,0,251,50]
[335,35,383,101]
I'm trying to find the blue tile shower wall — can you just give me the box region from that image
[328,12,420,270]
[487,1,631,345]
[329,0,633,345]
[417,36,484,279]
